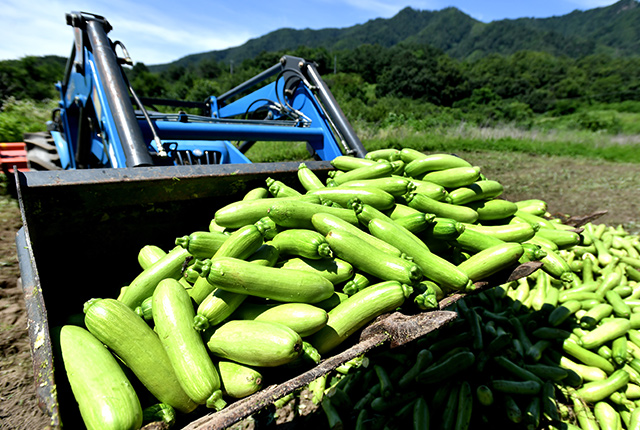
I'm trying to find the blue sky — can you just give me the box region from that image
[1,0,619,65]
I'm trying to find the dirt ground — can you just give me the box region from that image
[0,191,50,429]
[0,151,638,429]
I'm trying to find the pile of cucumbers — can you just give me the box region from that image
[291,226,640,428]
[56,147,640,429]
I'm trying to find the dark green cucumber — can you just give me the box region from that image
[548,300,582,327]
[152,279,225,410]
[415,350,476,384]
[491,380,541,395]
[84,298,198,413]
[207,320,303,367]
[455,380,473,430]
[59,325,143,430]
[309,280,412,355]
[398,349,434,388]
[201,256,334,303]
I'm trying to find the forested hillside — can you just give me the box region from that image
[158,0,640,70]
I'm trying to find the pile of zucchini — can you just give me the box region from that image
[56,147,640,429]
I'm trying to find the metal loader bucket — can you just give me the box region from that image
[15,162,505,429]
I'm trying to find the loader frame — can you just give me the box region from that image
[38,11,366,171]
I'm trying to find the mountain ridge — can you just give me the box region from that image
[147,1,639,71]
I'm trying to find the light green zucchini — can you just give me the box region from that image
[152,279,225,410]
[207,320,303,367]
[447,180,504,205]
[405,192,479,224]
[214,195,321,228]
[231,302,328,337]
[267,199,359,230]
[189,222,267,305]
[59,325,143,430]
[309,281,412,354]
[403,153,472,178]
[456,242,524,283]
[83,298,198,413]
[366,216,472,291]
[465,198,518,221]
[119,246,191,309]
[175,230,229,260]
[277,256,354,285]
[324,228,424,285]
[337,176,414,197]
[329,160,394,185]
[308,186,396,210]
[420,166,481,188]
[216,361,263,399]
[330,155,378,171]
[271,228,333,259]
[201,256,335,303]
[311,212,402,257]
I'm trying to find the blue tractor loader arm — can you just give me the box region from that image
[25,11,366,171]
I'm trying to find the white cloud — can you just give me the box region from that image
[0,0,256,64]
[326,0,439,17]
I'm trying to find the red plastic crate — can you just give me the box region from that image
[0,142,29,172]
